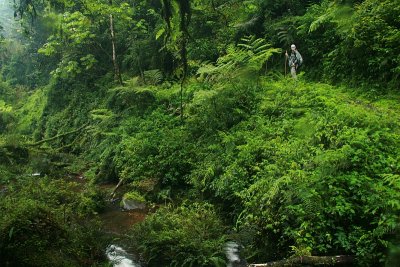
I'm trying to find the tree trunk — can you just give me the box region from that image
[248,255,355,267]
[109,6,123,85]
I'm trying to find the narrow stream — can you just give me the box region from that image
[98,186,146,267]
[100,199,145,266]
[100,199,146,234]
[98,190,246,267]
[73,179,245,267]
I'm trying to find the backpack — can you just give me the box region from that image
[296,51,303,67]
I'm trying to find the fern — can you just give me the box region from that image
[89,109,114,121]
[277,27,295,46]
[197,35,280,82]
[0,100,12,112]
[382,174,400,189]
[308,1,354,35]
[142,69,163,85]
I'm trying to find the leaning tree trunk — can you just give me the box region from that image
[109,0,123,85]
[248,255,355,267]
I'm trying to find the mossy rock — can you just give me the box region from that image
[120,191,146,210]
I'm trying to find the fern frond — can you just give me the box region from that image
[143,69,163,85]
[197,36,280,83]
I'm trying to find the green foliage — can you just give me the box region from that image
[2,0,400,266]
[197,36,280,82]
[39,10,98,80]
[261,0,321,18]
[325,0,400,88]
[142,69,164,85]
[295,0,400,88]
[0,135,30,183]
[0,177,107,266]
[307,1,354,35]
[0,39,46,88]
[229,81,400,264]
[107,83,156,113]
[15,87,48,135]
[187,82,259,137]
[130,202,227,267]
[112,109,192,189]
[0,100,14,133]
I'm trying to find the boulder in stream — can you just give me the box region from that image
[121,191,146,210]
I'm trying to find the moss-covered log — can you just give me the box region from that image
[248,255,355,267]
[27,124,90,147]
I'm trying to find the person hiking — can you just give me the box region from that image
[285,44,303,79]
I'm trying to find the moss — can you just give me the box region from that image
[123,191,146,203]
[15,87,48,135]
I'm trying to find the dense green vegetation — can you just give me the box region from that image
[1,0,400,266]
[0,177,107,266]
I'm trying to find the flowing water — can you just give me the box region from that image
[67,178,245,267]
[98,185,146,267]
[225,241,247,267]
[99,189,246,267]
[106,244,141,267]
[100,199,146,234]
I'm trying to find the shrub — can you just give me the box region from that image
[130,202,227,267]
[0,178,108,266]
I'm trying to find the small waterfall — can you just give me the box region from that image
[106,245,141,267]
[225,241,247,267]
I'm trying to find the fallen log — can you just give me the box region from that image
[27,124,90,147]
[110,178,124,199]
[248,255,355,267]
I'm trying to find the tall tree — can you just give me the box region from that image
[108,0,123,85]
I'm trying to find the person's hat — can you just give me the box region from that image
[291,44,296,49]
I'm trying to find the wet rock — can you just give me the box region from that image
[121,191,146,210]
[121,198,146,210]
